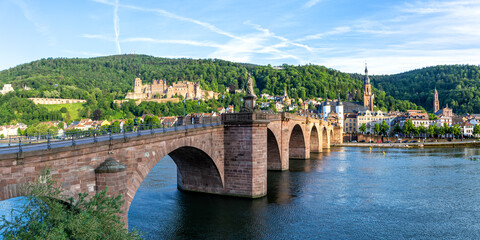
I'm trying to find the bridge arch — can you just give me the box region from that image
[289,124,306,159]
[126,141,225,217]
[322,127,329,148]
[267,128,282,170]
[310,125,321,153]
[329,129,334,145]
[168,146,224,192]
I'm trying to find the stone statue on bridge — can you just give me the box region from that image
[241,73,257,112]
[246,73,256,98]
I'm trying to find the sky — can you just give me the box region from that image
[1,0,479,74]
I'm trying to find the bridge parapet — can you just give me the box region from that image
[281,112,307,122]
[222,112,280,124]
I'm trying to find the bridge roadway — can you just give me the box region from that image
[0,121,221,155]
[0,112,342,226]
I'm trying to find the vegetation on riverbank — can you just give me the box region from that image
[0,169,141,239]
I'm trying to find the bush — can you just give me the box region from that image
[0,169,142,239]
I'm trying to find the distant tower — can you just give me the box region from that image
[363,63,374,111]
[336,96,344,127]
[134,78,142,94]
[433,88,439,113]
[323,98,331,120]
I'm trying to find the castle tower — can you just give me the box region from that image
[433,88,439,113]
[363,64,374,111]
[134,78,142,94]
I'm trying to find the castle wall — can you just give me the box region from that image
[28,98,87,105]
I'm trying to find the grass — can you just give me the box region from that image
[41,103,84,121]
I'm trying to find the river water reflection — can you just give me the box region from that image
[129,147,480,239]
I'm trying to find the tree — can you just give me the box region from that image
[442,123,450,135]
[418,125,427,137]
[451,124,462,138]
[60,107,68,113]
[92,109,103,120]
[402,119,416,136]
[393,124,402,135]
[359,123,367,133]
[427,124,436,137]
[374,123,380,135]
[0,169,142,239]
[473,124,480,136]
[380,120,389,136]
[428,113,438,120]
[57,122,64,129]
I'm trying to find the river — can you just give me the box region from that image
[128,147,480,239]
[2,147,480,239]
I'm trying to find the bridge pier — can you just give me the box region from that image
[223,113,268,198]
[95,158,128,225]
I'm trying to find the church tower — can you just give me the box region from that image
[433,88,439,113]
[363,64,374,111]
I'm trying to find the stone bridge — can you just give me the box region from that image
[0,112,341,225]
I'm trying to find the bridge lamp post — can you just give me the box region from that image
[183,99,186,117]
[240,98,243,113]
[222,94,225,113]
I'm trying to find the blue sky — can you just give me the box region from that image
[1,0,479,74]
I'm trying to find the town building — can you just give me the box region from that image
[357,110,393,133]
[462,121,474,136]
[344,113,358,134]
[406,110,431,128]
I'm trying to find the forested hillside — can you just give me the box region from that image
[0,54,421,125]
[351,65,480,114]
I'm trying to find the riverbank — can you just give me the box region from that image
[334,140,480,148]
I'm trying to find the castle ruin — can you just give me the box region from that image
[125,78,219,100]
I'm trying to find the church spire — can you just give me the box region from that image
[433,87,440,113]
[364,62,370,85]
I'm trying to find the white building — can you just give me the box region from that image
[357,110,393,133]
[0,84,14,95]
[462,122,474,137]
[0,123,27,137]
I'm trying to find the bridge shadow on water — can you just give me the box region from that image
[128,149,338,239]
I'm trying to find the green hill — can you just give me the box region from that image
[351,65,480,114]
[0,54,421,125]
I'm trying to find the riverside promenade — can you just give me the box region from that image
[334,140,480,148]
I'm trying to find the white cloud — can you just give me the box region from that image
[303,0,323,8]
[113,0,121,54]
[91,0,241,40]
[297,26,351,41]
[122,38,222,48]
[81,34,113,41]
